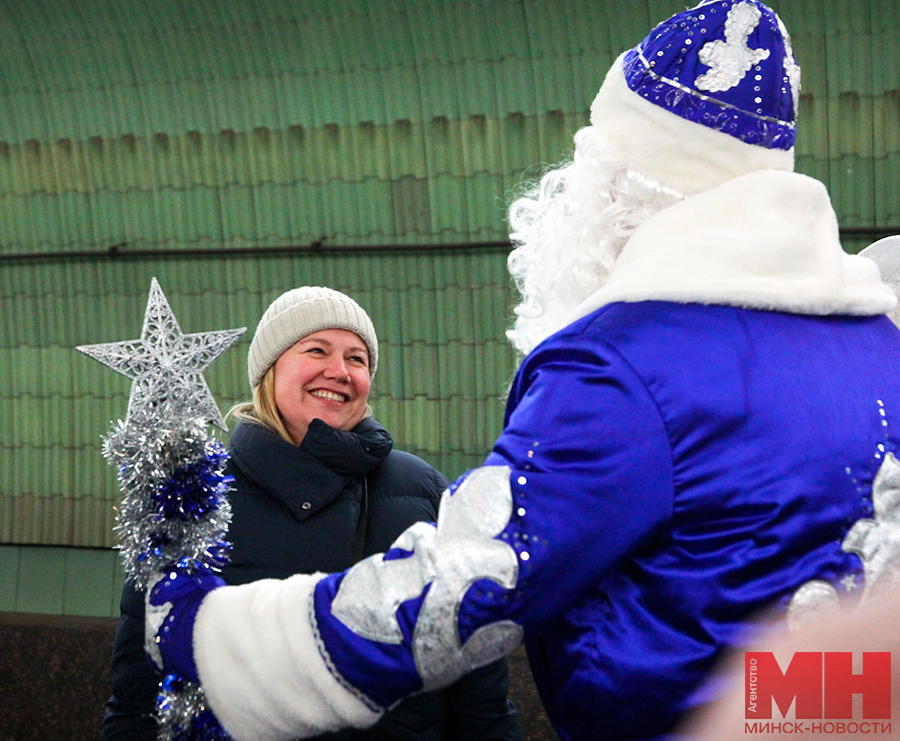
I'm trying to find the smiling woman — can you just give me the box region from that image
[272,329,373,445]
[100,286,522,741]
[238,286,380,444]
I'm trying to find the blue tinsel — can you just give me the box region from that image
[158,675,233,741]
[153,442,230,521]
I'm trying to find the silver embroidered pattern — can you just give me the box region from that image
[333,522,440,644]
[696,2,771,93]
[144,572,172,670]
[777,14,801,115]
[786,579,840,633]
[843,452,900,597]
[634,47,790,126]
[332,466,524,692]
[787,452,900,631]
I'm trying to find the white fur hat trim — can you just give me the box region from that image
[590,53,794,195]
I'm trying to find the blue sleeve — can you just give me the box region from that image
[477,335,675,629]
[310,333,674,711]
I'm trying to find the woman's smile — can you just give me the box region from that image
[273,328,372,444]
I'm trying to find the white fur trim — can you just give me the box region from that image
[590,53,794,195]
[570,170,897,322]
[194,574,381,741]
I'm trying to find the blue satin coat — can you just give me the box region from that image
[315,300,900,741]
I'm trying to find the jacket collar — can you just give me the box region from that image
[298,417,392,475]
[228,417,392,520]
[570,170,896,323]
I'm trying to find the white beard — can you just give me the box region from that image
[506,126,684,356]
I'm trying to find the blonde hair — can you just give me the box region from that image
[228,363,375,444]
[228,365,294,443]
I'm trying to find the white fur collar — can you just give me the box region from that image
[570,170,896,323]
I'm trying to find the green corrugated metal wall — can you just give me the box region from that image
[0,544,124,616]
[1,0,899,615]
[2,1,897,255]
[0,250,518,548]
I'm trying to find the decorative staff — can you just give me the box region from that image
[78,278,245,741]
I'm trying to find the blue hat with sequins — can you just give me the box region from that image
[591,0,800,195]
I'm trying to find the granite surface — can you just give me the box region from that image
[0,612,117,741]
[0,613,558,741]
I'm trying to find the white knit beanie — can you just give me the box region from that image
[247,286,378,388]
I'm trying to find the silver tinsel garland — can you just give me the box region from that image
[103,408,233,589]
[78,278,246,741]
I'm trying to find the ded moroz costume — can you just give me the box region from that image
[145,3,900,740]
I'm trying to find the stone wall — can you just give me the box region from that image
[0,613,116,741]
[0,612,558,741]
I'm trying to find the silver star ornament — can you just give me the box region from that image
[77,278,245,430]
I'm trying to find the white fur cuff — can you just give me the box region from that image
[194,574,382,741]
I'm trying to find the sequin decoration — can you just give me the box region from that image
[787,450,900,630]
[777,15,801,115]
[695,2,770,92]
[332,466,524,691]
[621,0,797,150]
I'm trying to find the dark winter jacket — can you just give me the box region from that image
[101,417,521,741]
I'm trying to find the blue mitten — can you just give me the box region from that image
[145,567,226,684]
